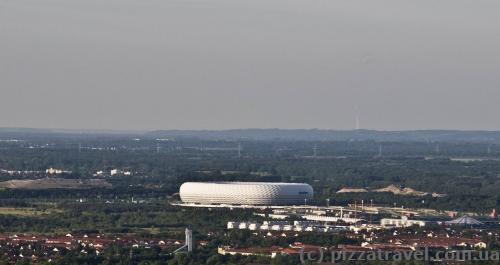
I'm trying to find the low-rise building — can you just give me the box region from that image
[380,216,426,228]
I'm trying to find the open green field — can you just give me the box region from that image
[0,207,62,217]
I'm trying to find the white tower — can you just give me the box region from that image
[185,228,193,252]
[355,105,360,130]
[173,228,194,253]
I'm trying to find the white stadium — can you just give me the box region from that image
[179,182,313,206]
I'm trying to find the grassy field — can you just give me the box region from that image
[0,207,62,217]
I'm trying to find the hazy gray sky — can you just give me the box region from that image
[1,0,500,130]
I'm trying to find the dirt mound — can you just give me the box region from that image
[336,188,368,193]
[0,178,112,190]
[374,185,428,196]
[337,184,446,197]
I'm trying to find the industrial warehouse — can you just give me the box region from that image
[179,182,313,205]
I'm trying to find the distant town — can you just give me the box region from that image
[0,129,499,264]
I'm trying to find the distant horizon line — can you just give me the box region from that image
[2,126,500,134]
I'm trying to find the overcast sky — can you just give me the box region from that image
[1,0,500,131]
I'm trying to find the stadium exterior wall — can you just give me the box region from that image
[179,182,313,206]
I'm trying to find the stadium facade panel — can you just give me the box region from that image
[179,182,313,205]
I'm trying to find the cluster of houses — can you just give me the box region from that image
[0,168,72,176]
[218,235,489,258]
[222,212,499,260]
[228,216,429,235]
[228,220,347,233]
[93,169,132,177]
[0,233,185,250]
[0,233,186,262]
[45,168,72,175]
[218,233,491,259]
[218,242,319,258]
